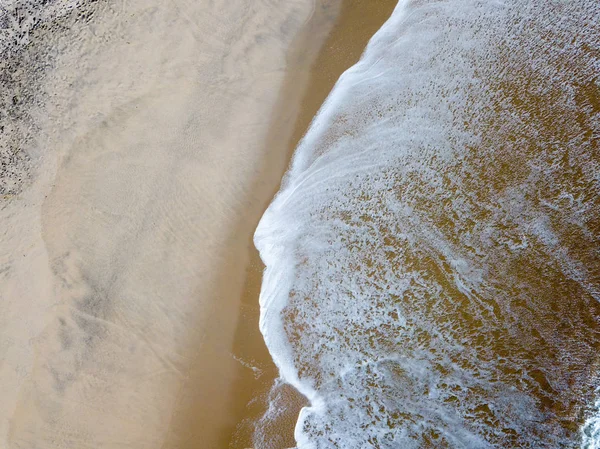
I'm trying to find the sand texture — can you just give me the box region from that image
[0,1,339,447]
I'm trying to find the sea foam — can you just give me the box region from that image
[255,0,600,447]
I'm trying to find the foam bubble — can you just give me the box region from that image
[582,392,600,449]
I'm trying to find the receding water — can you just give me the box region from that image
[256,0,600,447]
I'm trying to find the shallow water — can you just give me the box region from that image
[256,0,600,447]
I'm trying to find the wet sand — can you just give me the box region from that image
[225,2,399,448]
[0,1,397,448]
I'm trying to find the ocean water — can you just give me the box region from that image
[255,0,600,447]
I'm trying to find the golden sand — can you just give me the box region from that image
[1,1,334,448]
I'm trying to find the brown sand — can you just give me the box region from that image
[157,2,399,448]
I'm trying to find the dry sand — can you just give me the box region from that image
[0,1,396,448]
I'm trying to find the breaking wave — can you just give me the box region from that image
[256,0,600,447]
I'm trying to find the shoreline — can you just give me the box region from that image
[3,1,598,448]
[226,1,398,447]
[157,3,343,447]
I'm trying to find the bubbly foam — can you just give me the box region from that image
[256,0,600,447]
[582,390,600,449]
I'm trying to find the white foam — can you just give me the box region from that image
[582,392,600,449]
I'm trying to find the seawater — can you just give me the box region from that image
[255,0,600,447]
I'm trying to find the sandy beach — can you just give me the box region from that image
[0,0,398,448]
[2,1,336,447]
